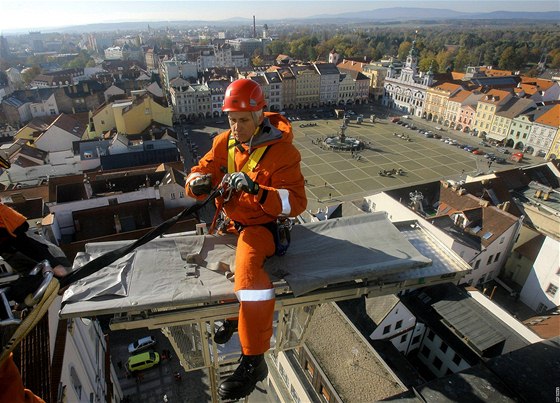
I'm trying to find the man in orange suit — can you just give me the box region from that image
[185,79,307,400]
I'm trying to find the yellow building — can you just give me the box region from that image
[14,117,56,143]
[472,89,512,138]
[87,103,116,139]
[546,127,560,160]
[291,65,321,108]
[424,83,462,125]
[87,91,173,138]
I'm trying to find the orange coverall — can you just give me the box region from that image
[186,112,307,355]
[0,354,45,403]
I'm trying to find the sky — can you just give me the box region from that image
[1,0,559,33]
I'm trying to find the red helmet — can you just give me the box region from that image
[222,79,266,112]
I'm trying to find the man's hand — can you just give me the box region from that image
[229,172,260,195]
[190,174,212,196]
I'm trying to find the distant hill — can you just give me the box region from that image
[10,7,560,34]
[308,7,560,22]
[311,7,468,21]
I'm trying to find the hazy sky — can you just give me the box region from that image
[2,0,559,32]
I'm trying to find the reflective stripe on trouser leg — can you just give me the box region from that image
[234,225,275,356]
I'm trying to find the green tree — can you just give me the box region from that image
[498,46,516,70]
[419,51,438,72]
[22,66,41,84]
[549,49,560,68]
[398,41,412,60]
[65,50,93,69]
[435,50,454,73]
[252,55,264,67]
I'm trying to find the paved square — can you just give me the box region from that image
[291,115,485,210]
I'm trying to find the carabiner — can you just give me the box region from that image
[23,260,55,308]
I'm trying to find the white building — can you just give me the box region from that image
[314,63,340,107]
[365,187,522,286]
[382,41,434,117]
[30,92,59,118]
[526,104,560,157]
[519,236,560,312]
[159,59,198,93]
[104,46,123,60]
[58,310,123,402]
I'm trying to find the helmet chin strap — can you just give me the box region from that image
[247,126,260,154]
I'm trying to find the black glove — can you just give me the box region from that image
[230,172,259,195]
[190,174,212,196]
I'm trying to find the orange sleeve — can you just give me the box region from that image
[0,203,27,237]
[0,354,46,403]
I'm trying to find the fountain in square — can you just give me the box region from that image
[323,123,365,152]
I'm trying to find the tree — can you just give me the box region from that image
[398,41,412,60]
[22,66,41,84]
[498,46,516,70]
[419,50,437,72]
[435,50,454,73]
[252,55,264,67]
[549,49,560,68]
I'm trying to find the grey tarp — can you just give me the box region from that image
[60,212,432,317]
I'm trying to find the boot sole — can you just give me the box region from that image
[218,369,268,401]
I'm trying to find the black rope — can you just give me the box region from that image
[59,188,221,288]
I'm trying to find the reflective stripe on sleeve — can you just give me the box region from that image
[235,288,275,302]
[186,172,203,184]
[277,189,291,216]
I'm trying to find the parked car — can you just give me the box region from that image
[128,336,157,354]
[127,351,160,372]
[472,149,485,155]
[494,157,506,164]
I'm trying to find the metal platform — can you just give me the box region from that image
[59,213,471,402]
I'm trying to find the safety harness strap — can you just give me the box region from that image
[227,135,267,174]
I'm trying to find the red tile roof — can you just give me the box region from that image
[534,104,560,127]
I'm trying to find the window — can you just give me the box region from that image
[427,329,435,341]
[499,237,505,244]
[440,341,448,353]
[70,366,82,399]
[421,345,430,357]
[171,193,176,200]
[412,335,421,345]
[494,253,501,262]
[433,356,443,370]
[487,255,494,265]
[537,303,548,313]
[395,320,403,330]
[382,325,391,335]
[546,283,558,297]
[290,385,301,403]
[400,334,407,343]
[305,360,314,379]
[319,384,331,402]
[473,260,481,270]
[452,353,461,366]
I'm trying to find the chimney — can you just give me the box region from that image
[83,176,93,199]
[114,214,122,233]
[253,16,256,38]
[535,189,542,198]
